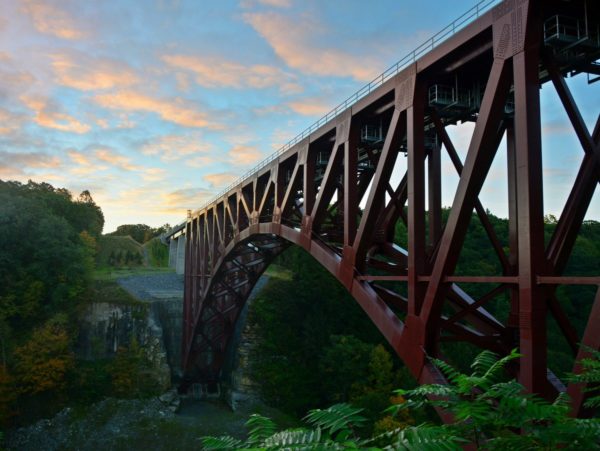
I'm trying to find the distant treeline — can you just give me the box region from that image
[107,223,170,244]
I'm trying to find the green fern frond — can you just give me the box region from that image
[431,357,463,385]
[262,428,326,449]
[245,413,277,445]
[200,435,243,450]
[480,349,521,386]
[304,403,366,435]
[470,349,500,376]
[385,425,464,450]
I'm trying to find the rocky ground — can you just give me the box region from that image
[4,393,288,451]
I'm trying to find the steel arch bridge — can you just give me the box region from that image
[174,0,600,416]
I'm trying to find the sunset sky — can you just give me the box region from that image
[0,0,598,232]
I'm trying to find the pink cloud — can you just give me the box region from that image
[228,145,263,165]
[21,95,91,134]
[141,134,213,161]
[19,0,86,40]
[162,54,301,93]
[244,11,380,81]
[51,53,138,91]
[93,90,219,129]
[288,98,331,116]
[204,172,238,188]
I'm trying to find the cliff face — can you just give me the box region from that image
[75,300,176,390]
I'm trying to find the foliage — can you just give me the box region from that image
[96,235,144,268]
[109,338,162,398]
[201,403,369,450]
[0,180,104,424]
[13,315,74,395]
[107,223,170,244]
[568,347,600,409]
[145,238,169,267]
[390,349,600,449]
[0,365,17,426]
[249,247,414,421]
[205,351,600,450]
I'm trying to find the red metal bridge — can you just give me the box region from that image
[171,0,600,416]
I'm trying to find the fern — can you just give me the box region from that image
[200,435,243,450]
[262,428,326,448]
[304,403,367,436]
[384,425,464,450]
[245,413,277,445]
[567,347,600,409]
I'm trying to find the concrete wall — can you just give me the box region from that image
[176,236,186,275]
[169,239,178,269]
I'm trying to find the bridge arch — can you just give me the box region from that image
[176,0,600,416]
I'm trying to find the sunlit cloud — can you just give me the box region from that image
[204,172,237,188]
[93,90,219,129]
[163,187,214,212]
[142,167,167,182]
[21,95,91,134]
[19,0,86,40]
[51,52,138,91]
[0,108,26,135]
[68,149,93,166]
[244,11,381,81]
[162,54,301,93]
[0,150,61,177]
[228,145,264,166]
[94,147,142,171]
[141,133,213,161]
[241,0,292,8]
[287,97,331,116]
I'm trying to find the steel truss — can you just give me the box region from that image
[181,0,600,415]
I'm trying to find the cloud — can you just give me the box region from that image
[163,187,213,212]
[93,90,218,129]
[288,97,331,116]
[51,52,138,91]
[142,167,167,182]
[228,145,263,165]
[0,108,26,135]
[244,12,380,81]
[21,95,91,134]
[68,149,93,166]
[0,150,61,178]
[241,0,292,8]
[204,172,238,188]
[162,54,301,93]
[94,147,142,171]
[141,133,213,161]
[19,0,86,40]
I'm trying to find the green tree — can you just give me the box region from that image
[13,315,74,395]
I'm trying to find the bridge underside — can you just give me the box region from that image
[181,0,600,416]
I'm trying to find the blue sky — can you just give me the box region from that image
[0,0,598,232]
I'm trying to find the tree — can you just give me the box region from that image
[13,315,74,395]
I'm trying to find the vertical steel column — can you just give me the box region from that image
[513,45,547,395]
[408,80,426,316]
[506,123,520,332]
[427,142,442,252]
[344,123,359,247]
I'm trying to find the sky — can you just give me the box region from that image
[0,0,598,233]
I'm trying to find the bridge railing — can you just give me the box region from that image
[194,0,501,215]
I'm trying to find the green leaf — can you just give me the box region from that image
[200,435,243,450]
[245,413,277,445]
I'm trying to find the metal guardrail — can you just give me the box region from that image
[193,0,501,215]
